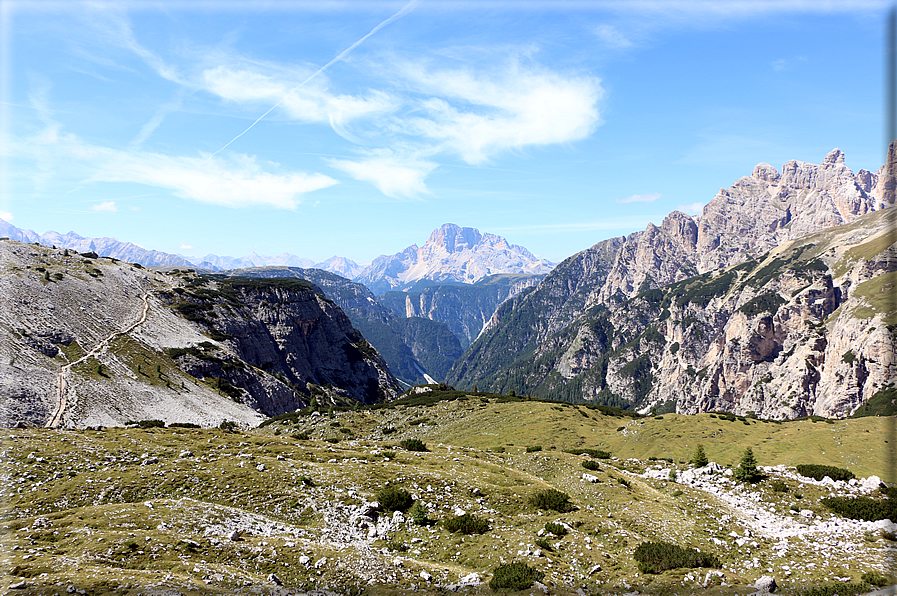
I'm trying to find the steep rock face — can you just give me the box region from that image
[454,208,896,418]
[449,148,896,417]
[355,223,554,294]
[447,236,622,390]
[220,267,458,385]
[379,274,544,348]
[596,148,891,305]
[164,277,401,408]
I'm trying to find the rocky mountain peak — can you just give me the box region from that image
[354,224,554,294]
[751,162,781,183]
[824,148,845,164]
[427,224,487,253]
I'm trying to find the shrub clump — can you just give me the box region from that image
[526,445,543,453]
[544,521,568,537]
[489,562,544,590]
[820,495,897,522]
[376,486,414,513]
[408,501,432,526]
[564,448,611,459]
[444,513,490,535]
[582,460,601,471]
[534,538,553,551]
[633,541,720,574]
[796,464,855,482]
[399,438,428,452]
[530,488,574,512]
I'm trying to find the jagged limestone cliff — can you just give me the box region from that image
[449,148,896,418]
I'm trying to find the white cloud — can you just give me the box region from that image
[401,62,603,164]
[678,202,705,215]
[617,193,660,204]
[91,151,337,209]
[595,25,634,49]
[201,65,397,128]
[0,211,13,222]
[180,243,194,250]
[91,201,118,212]
[19,126,337,209]
[329,151,437,198]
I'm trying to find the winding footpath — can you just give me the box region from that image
[47,293,151,428]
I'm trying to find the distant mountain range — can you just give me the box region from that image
[0,220,551,290]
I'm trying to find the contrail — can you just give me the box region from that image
[212,0,419,157]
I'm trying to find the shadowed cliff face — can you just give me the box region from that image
[161,277,402,412]
[449,148,897,418]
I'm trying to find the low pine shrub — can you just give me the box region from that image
[797,582,871,596]
[381,450,396,459]
[769,479,789,492]
[582,460,601,471]
[408,501,432,526]
[862,572,890,587]
[399,438,428,452]
[381,426,396,434]
[564,448,611,459]
[489,562,544,590]
[444,513,489,535]
[544,521,568,537]
[292,430,311,440]
[168,422,200,428]
[526,445,543,453]
[534,538,553,551]
[820,496,897,522]
[530,489,574,512]
[796,464,855,482]
[633,541,720,574]
[376,486,414,512]
[137,419,165,428]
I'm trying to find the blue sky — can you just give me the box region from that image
[0,0,888,265]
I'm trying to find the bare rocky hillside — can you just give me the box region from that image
[0,242,400,429]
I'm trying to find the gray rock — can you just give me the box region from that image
[268,573,283,586]
[754,576,777,593]
[227,529,241,541]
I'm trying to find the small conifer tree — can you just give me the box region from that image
[734,447,762,483]
[691,444,709,468]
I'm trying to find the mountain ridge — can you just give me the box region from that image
[448,147,897,419]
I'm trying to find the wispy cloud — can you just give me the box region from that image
[91,201,117,212]
[617,193,660,204]
[130,92,187,148]
[180,242,194,250]
[15,125,337,210]
[0,212,13,222]
[329,151,437,199]
[595,25,634,49]
[401,61,603,165]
